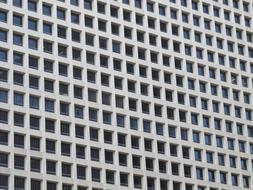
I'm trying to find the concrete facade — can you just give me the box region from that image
[0,0,253,190]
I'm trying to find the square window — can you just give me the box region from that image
[0,68,8,82]
[14,92,24,106]
[28,18,37,30]
[14,72,23,85]
[72,30,80,42]
[13,14,22,26]
[0,10,7,23]
[28,0,37,12]
[84,16,93,28]
[71,12,79,23]
[71,0,79,5]
[43,4,51,16]
[13,52,23,65]
[13,0,22,7]
[28,37,38,49]
[84,0,92,10]
[57,8,66,20]
[0,89,8,103]
[13,33,23,46]
[0,29,7,42]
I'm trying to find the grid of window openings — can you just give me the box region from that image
[0,0,253,189]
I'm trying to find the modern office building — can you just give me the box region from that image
[0,0,253,189]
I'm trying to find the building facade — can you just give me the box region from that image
[0,0,253,189]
